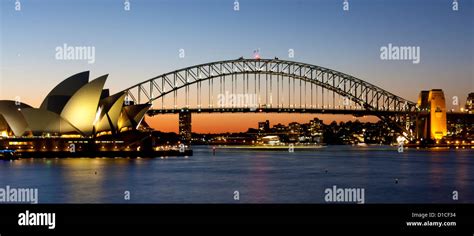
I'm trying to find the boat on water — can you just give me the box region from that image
[356,143,368,147]
[0,150,19,161]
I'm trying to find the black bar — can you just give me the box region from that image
[0,204,472,234]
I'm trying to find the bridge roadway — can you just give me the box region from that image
[147,108,472,119]
[147,107,417,117]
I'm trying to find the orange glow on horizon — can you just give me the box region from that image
[145,114,379,134]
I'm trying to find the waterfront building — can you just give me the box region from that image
[0,71,150,138]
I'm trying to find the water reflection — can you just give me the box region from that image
[0,147,473,203]
[247,153,270,202]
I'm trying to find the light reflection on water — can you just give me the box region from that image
[0,146,473,203]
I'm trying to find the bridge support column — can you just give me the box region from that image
[179,111,192,144]
[416,89,447,141]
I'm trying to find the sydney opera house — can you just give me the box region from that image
[0,71,150,137]
[0,72,187,157]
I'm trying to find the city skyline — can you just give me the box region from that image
[1,0,473,133]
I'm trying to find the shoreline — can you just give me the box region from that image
[1,150,192,159]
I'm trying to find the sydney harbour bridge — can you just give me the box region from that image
[121,58,425,140]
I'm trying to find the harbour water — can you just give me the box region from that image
[0,146,473,203]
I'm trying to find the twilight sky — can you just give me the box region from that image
[1,0,473,133]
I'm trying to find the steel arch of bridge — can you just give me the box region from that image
[122,58,418,137]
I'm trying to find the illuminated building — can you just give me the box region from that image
[466,92,474,113]
[309,118,324,143]
[261,135,280,145]
[416,89,447,141]
[288,122,302,142]
[258,120,270,132]
[273,123,287,132]
[0,71,150,138]
[429,89,447,140]
[179,112,192,143]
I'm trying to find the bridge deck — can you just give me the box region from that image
[147,107,416,116]
[147,108,473,118]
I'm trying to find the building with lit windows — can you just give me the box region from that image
[178,112,192,144]
[258,120,270,132]
[465,93,474,113]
